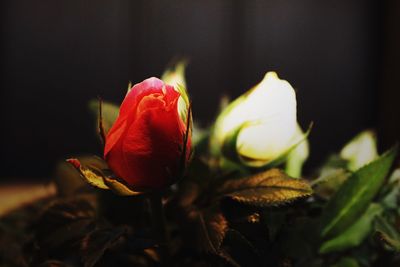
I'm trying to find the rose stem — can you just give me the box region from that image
[148,192,169,263]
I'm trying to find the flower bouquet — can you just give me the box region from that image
[1,61,399,267]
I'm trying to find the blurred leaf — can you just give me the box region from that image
[221,229,262,267]
[0,221,29,267]
[40,219,95,252]
[374,216,400,251]
[38,260,73,267]
[340,130,378,171]
[185,156,212,185]
[312,154,351,199]
[80,221,157,267]
[161,59,187,89]
[280,217,319,261]
[176,181,200,208]
[313,169,351,200]
[192,122,209,148]
[330,257,359,267]
[89,99,119,135]
[54,161,87,196]
[388,168,400,184]
[217,158,250,178]
[37,197,96,227]
[380,168,400,209]
[81,227,127,267]
[191,206,228,254]
[321,154,349,170]
[319,203,383,254]
[262,210,286,242]
[216,249,241,267]
[200,211,228,254]
[320,146,398,239]
[34,197,97,254]
[217,169,312,207]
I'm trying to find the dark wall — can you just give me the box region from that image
[0,0,388,179]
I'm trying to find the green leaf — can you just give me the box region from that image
[217,169,312,207]
[88,99,119,135]
[320,146,398,239]
[374,216,400,251]
[319,203,383,254]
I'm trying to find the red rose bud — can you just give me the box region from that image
[104,77,191,191]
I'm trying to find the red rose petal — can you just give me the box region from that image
[104,77,191,190]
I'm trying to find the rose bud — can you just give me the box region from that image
[340,130,378,171]
[104,77,191,191]
[211,72,308,169]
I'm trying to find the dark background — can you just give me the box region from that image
[1,0,399,180]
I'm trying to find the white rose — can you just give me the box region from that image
[212,72,308,169]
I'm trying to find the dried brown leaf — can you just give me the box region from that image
[191,207,228,254]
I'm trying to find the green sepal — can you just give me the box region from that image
[161,60,190,123]
[88,99,119,136]
[66,158,141,196]
[285,125,310,177]
[220,122,250,164]
[103,177,141,196]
